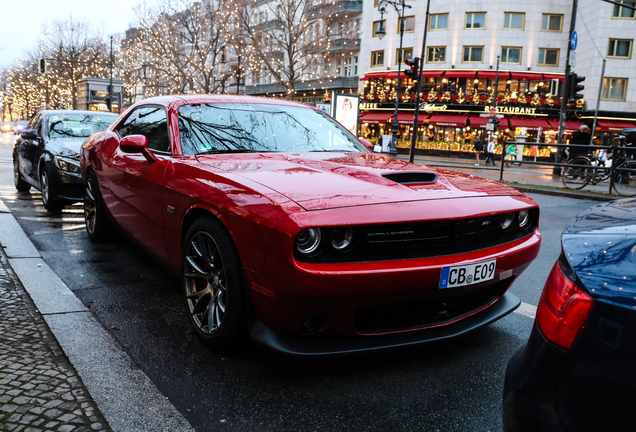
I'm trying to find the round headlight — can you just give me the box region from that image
[331,227,353,251]
[500,212,515,231]
[518,209,531,229]
[296,228,322,255]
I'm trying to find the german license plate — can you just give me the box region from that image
[439,259,496,289]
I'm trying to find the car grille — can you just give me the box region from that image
[354,278,512,334]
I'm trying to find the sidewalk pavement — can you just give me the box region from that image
[0,153,617,432]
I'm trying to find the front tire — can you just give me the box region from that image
[14,157,31,192]
[40,167,63,211]
[182,217,247,350]
[562,156,591,190]
[84,171,112,241]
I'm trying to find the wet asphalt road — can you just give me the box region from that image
[0,133,599,431]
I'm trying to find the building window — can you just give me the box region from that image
[541,14,563,32]
[612,1,636,18]
[354,56,358,76]
[396,47,414,64]
[429,13,448,30]
[465,12,487,29]
[372,20,385,38]
[501,47,522,64]
[427,46,446,63]
[463,46,484,63]
[371,50,384,67]
[503,12,525,30]
[398,16,415,33]
[538,48,560,66]
[608,39,633,58]
[602,77,628,101]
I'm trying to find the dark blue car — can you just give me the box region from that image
[503,198,636,431]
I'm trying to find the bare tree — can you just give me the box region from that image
[236,0,331,97]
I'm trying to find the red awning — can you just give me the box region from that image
[477,71,510,80]
[421,70,444,78]
[542,73,565,82]
[510,72,545,81]
[444,70,477,78]
[359,112,393,124]
[392,113,427,125]
[469,116,496,129]
[428,114,468,128]
[596,121,636,132]
[359,72,388,81]
[548,120,584,133]
[508,117,553,131]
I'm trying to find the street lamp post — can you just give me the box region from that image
[375,0,412,158]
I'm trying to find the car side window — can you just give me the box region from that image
[116,106,170,153]
[27,115,42,135]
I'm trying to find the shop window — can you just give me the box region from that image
[396,47,414,64]
[501,47,522,64]
[463,46,484,63]
[601,77,628,101]
[608,39,633,58]
[371,50,384,67]
[427,46,446,63]
[538,48,560,66]
[372,20,385,38]
[503,12,524,30]
[398,16,415,33]
[429,13,448,30]
[541,14,563,32]
[612,1,635,18]
[465,12,486,29]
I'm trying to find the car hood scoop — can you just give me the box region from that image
[196,152,522,211]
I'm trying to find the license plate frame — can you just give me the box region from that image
[439,259,497,289]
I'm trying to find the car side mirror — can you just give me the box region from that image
[120,135,156,163]
[20,129,39,140]
[358,138,374,151]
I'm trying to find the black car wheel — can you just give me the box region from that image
[84,171,111,241]
[182,216,247,350]
[40,167,63,211]
[13,157,30,192]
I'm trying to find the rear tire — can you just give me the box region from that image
[182,216,247,350]
[84,171,112,241]
[13,157,30,192]
[40,167,63,211]
[562,156,591,190]
[612,161,636,197]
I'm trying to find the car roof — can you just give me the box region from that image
[134,94,316,110]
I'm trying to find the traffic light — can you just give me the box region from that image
[38,58,47,74]
[489,117,500,131]
[569,73,585,101]
[404,57,420,81]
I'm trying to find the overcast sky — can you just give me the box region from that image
[0,0,140,67]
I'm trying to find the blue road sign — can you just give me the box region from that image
[571,31,578,51]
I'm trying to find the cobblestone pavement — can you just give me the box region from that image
[0,247,111,432]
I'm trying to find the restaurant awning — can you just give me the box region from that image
[542,73,565,82]
[359,72,388,81]
[596,121,636,132]
[508,117,553,131]
[548,120,584,133]
[444,70,477,78]
[428,114,468,128]
[477,71,510,80]
[510,72,545,81]
[359,112,393,124]
[393,113,427,125]
[469,116,496,129]
[421,70,444,78]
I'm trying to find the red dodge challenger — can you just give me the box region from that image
[80,95,541,356]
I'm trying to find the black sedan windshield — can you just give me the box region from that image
[48,113,117,139]
[178,103,366,155]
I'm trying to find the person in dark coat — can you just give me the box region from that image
[568,125,592,158]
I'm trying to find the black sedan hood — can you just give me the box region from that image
[46,137,85,156]
[562,198,636,304]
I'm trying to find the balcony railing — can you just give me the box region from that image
[328,37,361,53]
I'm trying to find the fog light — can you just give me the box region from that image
[518,209,530,229]
[300,316,324,334]
[500,212,515,231]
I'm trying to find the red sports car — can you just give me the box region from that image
[80,95,541,356]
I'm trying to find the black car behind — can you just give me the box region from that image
[13,110,118,210]
[503,198,636,432]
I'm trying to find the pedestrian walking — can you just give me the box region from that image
[505,143,518,167]
[474,137,483,165]
[485,139,496,166]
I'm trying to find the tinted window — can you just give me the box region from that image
[117,106,170,152]
[47,113,117,139]
[178,103,365,156]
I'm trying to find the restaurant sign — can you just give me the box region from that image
[484,106,537,115]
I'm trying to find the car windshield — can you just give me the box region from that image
[178,103,366,155]
[48,113,117,139]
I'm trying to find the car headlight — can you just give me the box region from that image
[500,212,515,231]
[518,209,531,229]
[54,157,81,174]
[331,226,354,251]
[295,228,322,256]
